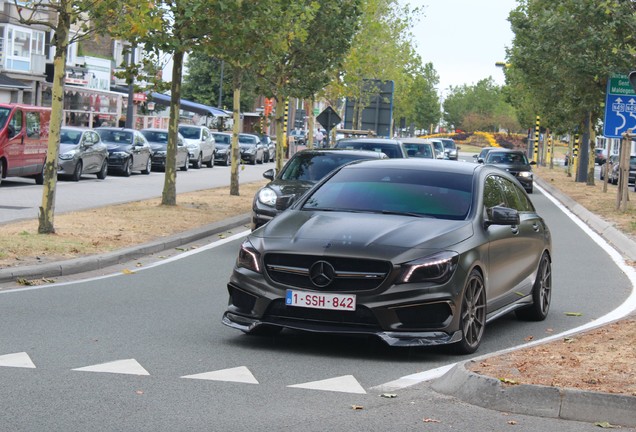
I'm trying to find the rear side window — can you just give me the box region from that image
[26,111,41,138]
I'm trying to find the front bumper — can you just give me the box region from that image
[57,159,78,175]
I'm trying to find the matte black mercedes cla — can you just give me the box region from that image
[222,159,552,354]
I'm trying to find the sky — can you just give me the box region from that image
[406,0,517,93]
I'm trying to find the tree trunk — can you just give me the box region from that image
[38,0,71,234]
[162,49,183,206]
[230,69,243,196]
[586,112,595,186]
[275,96,286,173]
[307,97,315,149]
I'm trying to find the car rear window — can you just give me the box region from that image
[302,167,473,220]
[178,126,201,139]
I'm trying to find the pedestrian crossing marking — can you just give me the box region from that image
[72,358,150,376]
[288,375,366,394]
[182,366,258,384]
[0,352,36,369]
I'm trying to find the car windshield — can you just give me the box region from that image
[239,135,257,144]
[486,151,529,165]
[213,134,231,145]
[441,139,456,150]
[97,129,133,144]
[60,129,82,145]
[178,126,201,139]
[302,167,473,220]
[404,143,434,158]
[141,131,168,143]
[280,153,375,182]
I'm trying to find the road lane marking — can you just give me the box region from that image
[0,352,36,368]
[182,366,258,384]
[288,375,366,394]
[72,359,150,376]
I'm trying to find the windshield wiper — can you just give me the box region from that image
[380,210,431,218]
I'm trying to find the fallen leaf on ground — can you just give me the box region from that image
[351,405,363,410]
[594,421,618,428]
[524,335,534,341]
[380,393,397,398]
[508,420,518,425]
[499,378,519,385]
[423,418,440,423]
[565,312,583,316]
[122,269,135,275]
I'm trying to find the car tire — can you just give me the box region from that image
[96,160,108,179]
[122,158,132,177]
[0,160,4,186]
[71,160,82,182]
[34,161,45,185]
[180,156,189,171]
[250,156,256,165]
[141,157,151,175]
[516,253,552,321]
[452,269,486,355]
[193,154,202,169]
[206,155,214,168]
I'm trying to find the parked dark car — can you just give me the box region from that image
[481,148,535,193]
[140,128,189,172]
[334,138,408,158]
[251,149,388,230]
[95,127,152,176]
[259,134,275,162]
[600,154,619,184]
[239,133,265,165]
[223,159,552,354]
[289,130,306,146]
[57,126,109,181]
[212,132,232,166]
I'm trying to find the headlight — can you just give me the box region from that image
[257,187,278,207]
[187,144,198,150]
[397,251,459,284]
[247,148,256,154]
[155,151,167,156]
[217,148,228,155]
[518,171,533,178]
[237,239,261,273]
[59,151,76,160]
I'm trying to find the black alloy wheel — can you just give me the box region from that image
[180,155,189,171]
[34,160,45,185]
[142,157,151,175]
[516,253,552,321]
[122,158,132,177]
[453,269,486,354]
[96,160,108,179]
[71,160,82,182]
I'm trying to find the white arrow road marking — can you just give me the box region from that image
[0,352,36,369]
[288,375,366,394]
[72,359,150,376]
[181,366,259,384]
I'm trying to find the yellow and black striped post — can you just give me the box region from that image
[283,99,289,156]
[573,134,579,177]
[533,116,540,163]
[547,133,553,169]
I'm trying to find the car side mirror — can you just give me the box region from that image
[485,205,520,228]
[263,168,275,181]
[276,194,295,211]
[529,160,537,165]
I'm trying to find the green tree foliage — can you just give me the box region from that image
[181,53,257,115]
[394,62,441,133]
[15,0,156,233]
[506,0,636,181]
[443,78,517,133]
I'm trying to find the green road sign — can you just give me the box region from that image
[608,74,635,95]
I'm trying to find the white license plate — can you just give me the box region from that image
[285,290,356,311]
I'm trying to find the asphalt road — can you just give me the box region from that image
[0,181,633,430]
[0,161,270,224]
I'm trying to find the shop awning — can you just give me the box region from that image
[0,73,31,90]
[149,92,230,117]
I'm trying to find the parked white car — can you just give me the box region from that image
[178,124,215,168]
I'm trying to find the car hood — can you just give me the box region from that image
[149,143,167,151]
[240,144,256,151]
[266,179,315,197]
[105,143,132,152]
[489,163,532,172]
[59,143,79,153]
[253,210,474,261]
[183,138,201,147]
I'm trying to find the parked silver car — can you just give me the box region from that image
[178,124,215,168]
[57,126,109,181]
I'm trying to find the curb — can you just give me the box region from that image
[0,213,251,284]
[431,361,636,427]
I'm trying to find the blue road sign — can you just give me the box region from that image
[603,74,636,138]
